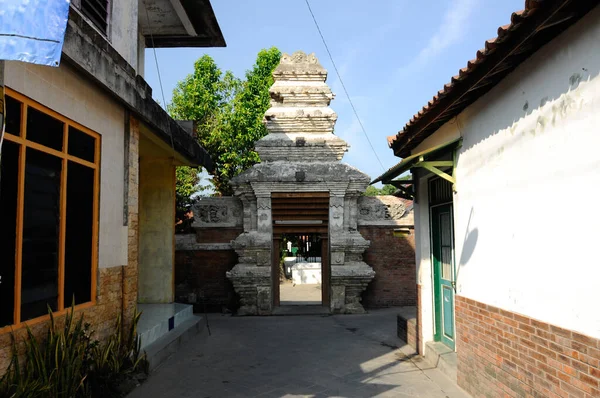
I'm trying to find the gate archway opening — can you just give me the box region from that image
[278,233,322,305]
[271,193,330,309]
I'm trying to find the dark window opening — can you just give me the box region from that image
[68,126,96,162]
[5,96,22,136]
[81,0,109,35]
[21,148,62,321]
[429,177,453,206]
[27,107,64,151]
[0,141,20,327]
[2,92,99,327]
[64,162,94,305]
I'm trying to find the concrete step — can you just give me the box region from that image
[143,315,207,372]
[137,303,194,351]
[423,341,457,383]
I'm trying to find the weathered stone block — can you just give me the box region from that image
[191,197,243,228]
[331,286,345,312]
[257,287,272,315]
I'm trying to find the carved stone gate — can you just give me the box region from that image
[225,51,375,315]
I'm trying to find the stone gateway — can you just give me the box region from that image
[226,51,375,315]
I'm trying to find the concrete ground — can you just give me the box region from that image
[128,308,470,398]
[280,282,321,305]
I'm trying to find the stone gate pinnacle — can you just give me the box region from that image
[255,51,349,162]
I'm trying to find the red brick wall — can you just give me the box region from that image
[397,314,418,350]
[175,228,243,312]
[359,226,416,308]
[175,250,239,312]
[456,295,600,398]
[195,228,242,244]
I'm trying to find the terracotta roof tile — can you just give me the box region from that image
[386,135,397,147]
[388,0,597,157]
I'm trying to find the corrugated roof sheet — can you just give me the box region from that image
[388,0,599,158]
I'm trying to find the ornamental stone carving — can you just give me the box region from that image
[226,51,375,315]
[357,196,414,226]
[191,197,243,228]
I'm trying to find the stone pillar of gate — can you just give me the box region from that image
[226,51,375,315]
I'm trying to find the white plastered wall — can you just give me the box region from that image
[5,61,128,269]
[414,6,600,340]
[413,171,433,354]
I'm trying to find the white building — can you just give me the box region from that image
[0,0,224,373]
[374,1,600,396]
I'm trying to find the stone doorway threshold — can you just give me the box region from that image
[423,341,458,383]
[272,306,330,316]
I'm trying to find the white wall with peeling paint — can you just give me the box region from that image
[414,5,600,342]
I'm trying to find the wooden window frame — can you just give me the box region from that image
[0,88,100,334]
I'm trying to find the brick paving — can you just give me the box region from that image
[128,309,470,398]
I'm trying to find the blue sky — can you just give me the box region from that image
[145,0,524,185]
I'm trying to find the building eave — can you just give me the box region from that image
[62,8,214,170]
[143,0,226,48]
[389,0,599,159]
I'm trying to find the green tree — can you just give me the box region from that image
[176,166,200,204]
[175,166,200,233]
[169,55,240,202]
[226,47,282,179]
[170,47,281,197]
[364,184,397,196]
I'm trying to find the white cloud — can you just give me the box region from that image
[336,117,363,145]
[397,0,479,75]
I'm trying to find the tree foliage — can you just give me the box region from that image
[170,47,281,197]
[364,184,397,196]
[174,166,201,233]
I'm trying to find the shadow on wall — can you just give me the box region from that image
[455,207,478,291]
[458,67,600,169]
[449,21,600,296]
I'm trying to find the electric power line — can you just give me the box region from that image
[142,1,168,110]
[304,0,386,172]
[142,0,175,155]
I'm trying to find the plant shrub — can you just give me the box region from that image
[0,306,148,398]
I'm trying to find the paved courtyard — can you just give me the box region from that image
[280,282,322,305]
[128,309,470,398]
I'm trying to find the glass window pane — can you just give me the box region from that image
[26,107,64,151]
[68,126,96,162]
[21,148,61,320]
[64,162,94,305]
[5,96,22,136]
[442,247,452,280]
[440,212,453,281]
[441,213,451,246]
[0,141,20,327]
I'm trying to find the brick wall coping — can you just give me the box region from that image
[358,219,414,227]
[175,234,233,251]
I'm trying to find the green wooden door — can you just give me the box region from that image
[431,204,456,350]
